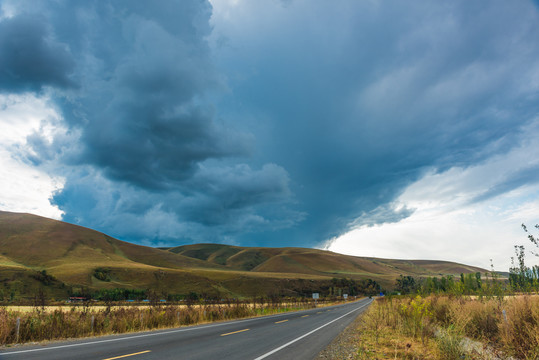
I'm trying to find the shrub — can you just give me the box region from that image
[436,326,466,360]
[466,310,499,341]
[0,298,328,345]
[499,296,539,358]
[398,295,433,341]
[93,268,111,282]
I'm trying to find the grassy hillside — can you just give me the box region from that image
[0,211,217,270]
[0,211,232,299]
[0,211,487,300]
[170,244,486,283]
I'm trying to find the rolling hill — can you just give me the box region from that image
[0,211,487,300]
[168,244,486,282]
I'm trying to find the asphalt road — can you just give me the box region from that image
[0,298,372,360]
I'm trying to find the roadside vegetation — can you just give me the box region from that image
[354,223,539,359]
[0,297,354,345]
[357,295,539,359]
[0,267,379,346]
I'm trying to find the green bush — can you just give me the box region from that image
[436,326,466,360]
[93,268,111,282]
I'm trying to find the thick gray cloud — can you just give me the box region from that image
[44,0,252,189]
[0,0,301,244]
[52,164,303,245]
[3,0,539,248]
[0,14,75,92]
[209,0,539,245]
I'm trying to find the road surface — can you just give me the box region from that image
[0,298,372,360]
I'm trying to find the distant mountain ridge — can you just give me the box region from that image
[169,243,486,278]
[0,211,487,299]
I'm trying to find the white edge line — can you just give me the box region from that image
[253,299,372,360]
[0,315,265,356]
[1,299,370,356]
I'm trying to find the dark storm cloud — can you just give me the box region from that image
[83,102,252,189]
[4,0,539,247]
[52,164,304,245]
[2,0,250,187]
[471,165,539,204]
[42,0,252,189]
[1,0,300,244]
[179,164,302,227]
[348,205,416,229]
[210,0,539,246]
[0,14,75,92]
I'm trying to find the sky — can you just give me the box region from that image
[1,0,539,270]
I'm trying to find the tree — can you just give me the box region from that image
[522,223,539,257]
[395,275,417,294]
[508,224,539,292]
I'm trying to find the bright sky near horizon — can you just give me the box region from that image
[1,0,539,270]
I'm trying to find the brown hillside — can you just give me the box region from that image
[170,244,487,287]
[0,211,220,271]
[0,211,488,298]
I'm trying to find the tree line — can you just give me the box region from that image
[395,223,539,296]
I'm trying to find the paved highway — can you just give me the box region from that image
[0,298,372,360]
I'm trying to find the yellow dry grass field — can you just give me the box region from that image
[5,305,154,313]
[4,299,349,314]
[355,294,539,359]
[0,298,360,345]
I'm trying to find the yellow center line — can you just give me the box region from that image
[103,350,151,360]
[317,312,322,314]
[275,319,288,324]
[301,315,309,318]
[221,328,250,336]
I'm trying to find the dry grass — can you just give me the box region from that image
[356,297,438,359]
[0,298,349,345]
[4,300,339,314]
[429,295,539,358]
[499,296,539,359]
[354,295,539,359]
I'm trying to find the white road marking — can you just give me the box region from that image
[253,300,372,360]
[0,314,280,355]
[0,300,369,356]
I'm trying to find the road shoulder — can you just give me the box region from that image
[315,303,365,359]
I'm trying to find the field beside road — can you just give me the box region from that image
[354,294,539,359]
[0,299,372,360]
[0,298,352,345]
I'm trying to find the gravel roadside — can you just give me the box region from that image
[315,307,365,359]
